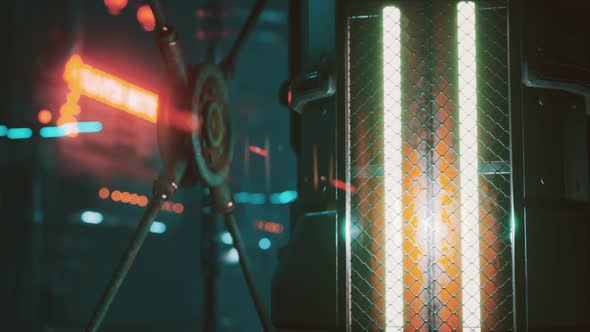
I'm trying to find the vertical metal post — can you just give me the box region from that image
[31,112,43,332]
[507,0,529,330]
[335,1,349,330]
[201,187,218,332]
[264,136,271,197]
[200,1,222,325]
[288,0,304,240]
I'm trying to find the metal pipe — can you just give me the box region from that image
[85,196,166,332]
[146,0,167,28]
[201,188,218,332]
[148,0,189,88]
[222,0,267,77]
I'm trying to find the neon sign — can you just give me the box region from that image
[60,55,158,125]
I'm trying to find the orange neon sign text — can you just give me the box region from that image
[61,55,158,124]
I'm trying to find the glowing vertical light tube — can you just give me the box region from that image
[457,2,481,331]
[383,6,404,330]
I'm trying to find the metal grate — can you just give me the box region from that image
[347,1,513,331]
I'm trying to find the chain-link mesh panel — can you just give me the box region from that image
[347,1,513,331]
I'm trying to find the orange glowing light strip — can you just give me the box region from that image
[57,58,82,131]
[249,145,268,157]
[254,220,284,234]
[331,179,356,193]
[98,187,184,214]
[62,54,158,124]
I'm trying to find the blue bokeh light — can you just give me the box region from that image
[7,128,33,139]
[220,231,233,245]
[150,221,167,234]
[258,238,271,250]
[81,211,104,224]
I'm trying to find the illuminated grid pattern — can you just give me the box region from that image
[347,1,513,331]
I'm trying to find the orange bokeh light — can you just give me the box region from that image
[129,193,139,205]
[37,109,53,124]
[254,220,284,234]
[138,195,148,207]
[137,5,156,32]
[61,54,158,124]
[121,192,131,203]
[98,187,110,199]
[99,187,185,212]
[172,203,184,214]
[111,190,121,202]
[104,0,128,15]
[161,201,184,214]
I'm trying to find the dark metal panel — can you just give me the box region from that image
[299,102,338,213]
[522,0,590,97]
[273,0,345,329]
[522,87,590,330]
[522,88,588,204]
[272,212,339,329]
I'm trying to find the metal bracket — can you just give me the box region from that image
[523,61,590,98]
[280,70,336,114]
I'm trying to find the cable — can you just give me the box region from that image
[85,196,165,332]
[223,213,274,332]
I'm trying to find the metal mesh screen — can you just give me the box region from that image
[347,1,513,331]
